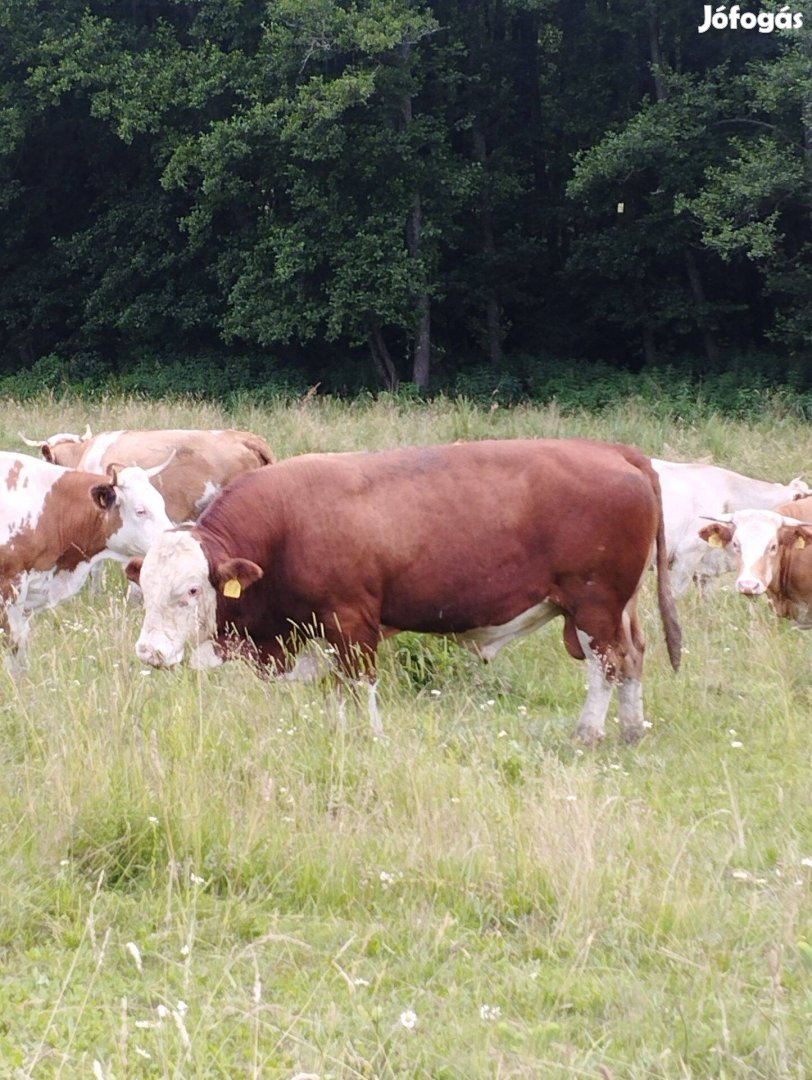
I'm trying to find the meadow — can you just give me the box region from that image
[2,391,812,1079]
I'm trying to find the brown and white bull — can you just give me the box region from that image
[20,427,275,522]
[652,458,810,596]
[699,497,812,625]
[125,439,681,745]
[0,452,172,666]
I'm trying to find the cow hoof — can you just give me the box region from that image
[620,725,646,746]
[574,725,605,748]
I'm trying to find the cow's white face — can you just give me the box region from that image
[129,531,218,668]
[105,466,173,558]
[699,509,807,595]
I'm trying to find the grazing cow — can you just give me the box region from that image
[126,439,681,745]
[652,458,810,596]
[20,427,275,522]
[0,452,172,666]
[699,497,812,625]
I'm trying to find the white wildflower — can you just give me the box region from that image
[399,1009,418,1029]
[479,1003,501,1021]
[125,941,143,974]
[730,740,743,749]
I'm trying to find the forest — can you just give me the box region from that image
[2,0,812,403]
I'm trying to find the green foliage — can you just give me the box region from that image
[1,0,812,390]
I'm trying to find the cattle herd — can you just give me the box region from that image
[3,427,811,743]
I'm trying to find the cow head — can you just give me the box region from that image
[699,509,812,595]
[126,530,263,668]
[98,463,172,558]
[20,426,92,467]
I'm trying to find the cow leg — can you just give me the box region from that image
[573,628,613,746]
[328,614,383,737]
[617,597,646,744]
[617,678,644,743]
[335,678,382,738]
[126,582,144,606]
[2,605,30,677]
[87,561,106,595]
[667,553,694,598]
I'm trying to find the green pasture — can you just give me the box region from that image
[2,394,812,1078]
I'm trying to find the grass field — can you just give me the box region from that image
[2,392,812,1079]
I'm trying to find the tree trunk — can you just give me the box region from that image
[684,249,720,364]
[648,2,718,364]
[368,323,399,392]
[642,326,658,366]
[401,48,431,389]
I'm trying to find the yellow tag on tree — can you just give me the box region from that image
[223,578,242,599]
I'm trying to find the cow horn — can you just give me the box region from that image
[83,424,92,440]
[143,449,177,478]
[105,463,119,486]
[19,431,46,447]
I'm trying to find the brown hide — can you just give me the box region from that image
[191,438,680,679]
[761,496,812,623]
[44,429,274,522]
[0,470,121,605]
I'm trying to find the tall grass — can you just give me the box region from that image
[1,394,812,1078]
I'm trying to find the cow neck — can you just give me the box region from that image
[195,525,233,584]
[52,442,88,468]
[50,471,115,571]
[777,542,796,604]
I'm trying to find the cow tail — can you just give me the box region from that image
[243,435,275,466]
[650,466,682,672]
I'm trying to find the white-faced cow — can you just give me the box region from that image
[20,427,275,523]
[126,439,681,746]
[652,458,809,597]
[699,496,812,626]
[0,452,172,667]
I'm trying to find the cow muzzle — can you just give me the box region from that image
[136,636,183,668]
[736,577,766,596]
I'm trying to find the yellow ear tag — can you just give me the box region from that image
[707,533,723,548]
[795,535,807,550]
[223,578,242,599]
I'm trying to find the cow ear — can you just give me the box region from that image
[91,483,117,511]
[214,557,263,599]
[125,558,143,586]
[105,463,121,485]
[698,522,733,548]
[41,445,54,463]
[781,525,812,550]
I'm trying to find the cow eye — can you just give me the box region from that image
[135,507,147,517]
[188,586,200,599]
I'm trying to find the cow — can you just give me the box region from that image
[652,458,810,597]
[698,497,812,626]
[20,427,275,523]
[0,452,172,668]
[125,439,681,746]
